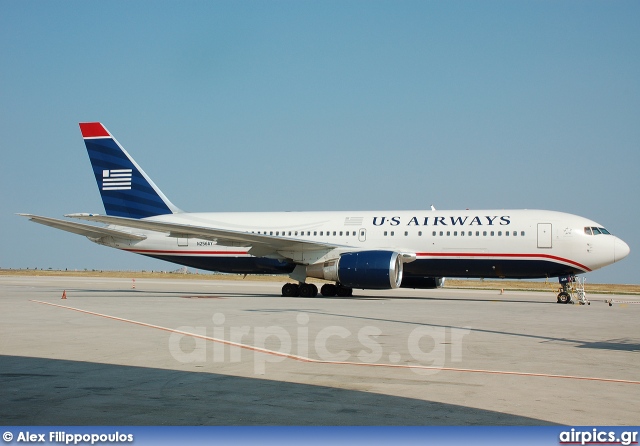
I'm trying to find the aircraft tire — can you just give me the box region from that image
[336,285,353,297]
[557,291,571,304]
[321,284,337,297]
[282,283,299,297]
[299,283,318,298]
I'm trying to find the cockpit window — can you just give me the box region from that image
[584,226,611,236]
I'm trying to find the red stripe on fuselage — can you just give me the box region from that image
[122,248,249,256]
[415,252,591,272]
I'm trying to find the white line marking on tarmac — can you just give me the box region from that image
[31,299,640,385]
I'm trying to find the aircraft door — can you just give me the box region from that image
[358,228,366,242]
[177,234,189,247]
[537,223,552,248]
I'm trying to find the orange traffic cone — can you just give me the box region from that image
[61,290,67,299]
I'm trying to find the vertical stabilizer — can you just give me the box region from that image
[79,122,181,219]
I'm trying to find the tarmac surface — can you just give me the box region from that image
[1,275,639,425]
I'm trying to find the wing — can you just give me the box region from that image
[64,213,341,260]
[18,214,147,241]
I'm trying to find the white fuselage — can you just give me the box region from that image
[97,209,629,280]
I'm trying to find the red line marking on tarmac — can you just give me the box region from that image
[31,299,640,385]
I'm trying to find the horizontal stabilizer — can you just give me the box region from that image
[18,214,147,241]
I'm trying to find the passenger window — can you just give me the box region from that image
[404,231,408,236]
[521,231,525,236]
[433,231,437,236]
[391,231,395,236]
[453,231,458,236]
[418,231,422,236]
[506,231,509,236]
[446,231,450,236]
[483,231,487,236]
[384,231,388,236]
[498,231,502,236]
[461,231,464,236]
[476,231,480,236]
[340,231,343,236]
[439,231,443,236]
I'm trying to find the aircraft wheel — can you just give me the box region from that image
[336,285,353,297]
[299,283,316,298]
[282,283,299,297]
[557,291,571,304]
[321,284,337,297]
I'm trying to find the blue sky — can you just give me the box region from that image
[1,1,638,284]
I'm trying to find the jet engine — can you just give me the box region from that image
[306,250,403,289]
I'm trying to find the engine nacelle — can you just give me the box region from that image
[306,250,403,290]
[400,276,445,289]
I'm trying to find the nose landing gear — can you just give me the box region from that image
[556,275,589,305]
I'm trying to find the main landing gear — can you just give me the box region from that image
[282,282,317,297]
[319,283,353,297]
[281,282,353,297]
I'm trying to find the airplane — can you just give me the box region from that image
[20,122,630,302]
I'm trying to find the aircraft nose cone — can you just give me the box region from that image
[614,237,630,262]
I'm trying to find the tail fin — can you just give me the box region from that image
[79,122,181,219]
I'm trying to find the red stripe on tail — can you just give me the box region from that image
[79,122,110,138]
